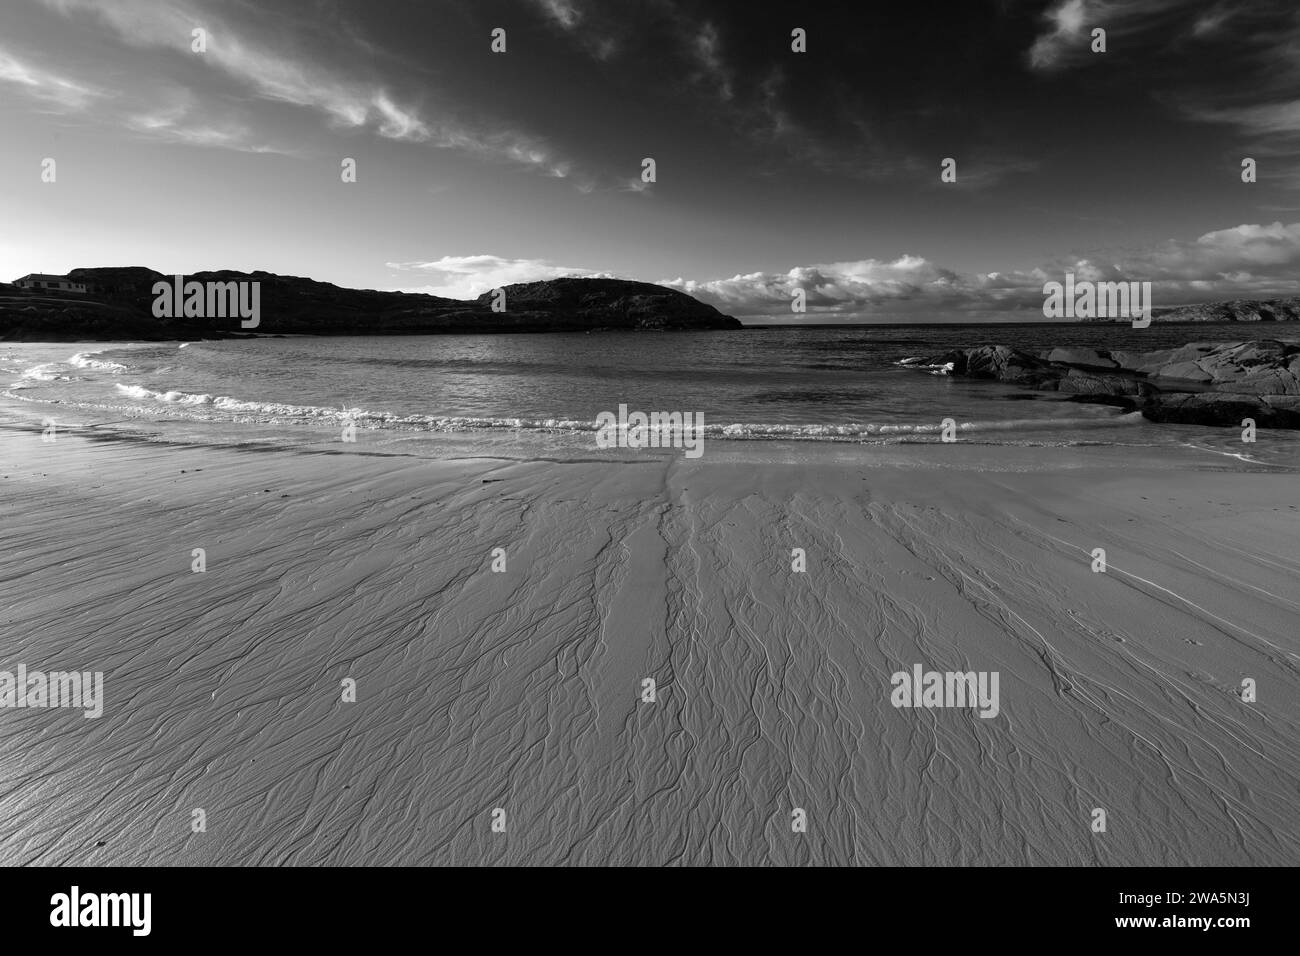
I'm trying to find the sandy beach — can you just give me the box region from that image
[2,406,1296,866]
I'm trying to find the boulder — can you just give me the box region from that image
[1046,347,1116,368]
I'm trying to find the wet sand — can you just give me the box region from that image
[1,418,1297,865]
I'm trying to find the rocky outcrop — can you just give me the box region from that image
[0,268,740,340]
[905,340,1300,427]
[1085,296,1300,323]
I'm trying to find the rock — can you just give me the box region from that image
[1142,392,1300,428]
[1153,360,1214,383]
[1262,394,1300,418]
[903,338,1300,428]
[947,345,1054,387]
[1046,347,1116,368]
[1056,368,1150,397]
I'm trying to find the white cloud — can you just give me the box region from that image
[0,44,285,153]
[532,0,582,30]
[1184,100,1300,138]
[528,0,621,61]
[1192,8,1233,37]
[121,88,284,153]
[35,0,582,177]
[662,257,1026,317]
[691,22,733,102]
[1027,0,1187,72]
[661,222,1300,318]
[0,48,105,111]
[1145,221,1300,276]
[1028,0,1090,70]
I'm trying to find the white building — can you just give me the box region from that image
[14,273,89,293]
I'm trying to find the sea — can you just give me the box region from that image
[4,323,1298,466]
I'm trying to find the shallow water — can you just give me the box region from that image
[4,323,1298,466]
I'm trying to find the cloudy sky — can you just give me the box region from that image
[3,0,1300,321]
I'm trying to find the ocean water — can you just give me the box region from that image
[4,323,1298,465]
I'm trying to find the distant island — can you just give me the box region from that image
[0,268,741,341]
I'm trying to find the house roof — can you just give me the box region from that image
[16,273,83,283]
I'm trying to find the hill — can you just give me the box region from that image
[0,269,741,340]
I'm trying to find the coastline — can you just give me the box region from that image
[3,404,1297,865]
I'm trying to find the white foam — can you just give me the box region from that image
[20,363,70,382]
[106,382,1146,444]
[896,357,955,375]
[69,351,128,372]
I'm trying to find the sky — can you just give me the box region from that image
[3,0,1300,321]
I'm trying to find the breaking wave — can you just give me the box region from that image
[69,351,130,373]
[106,382,1144,441]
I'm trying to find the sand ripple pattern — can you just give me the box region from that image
[1,434,1297,865]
